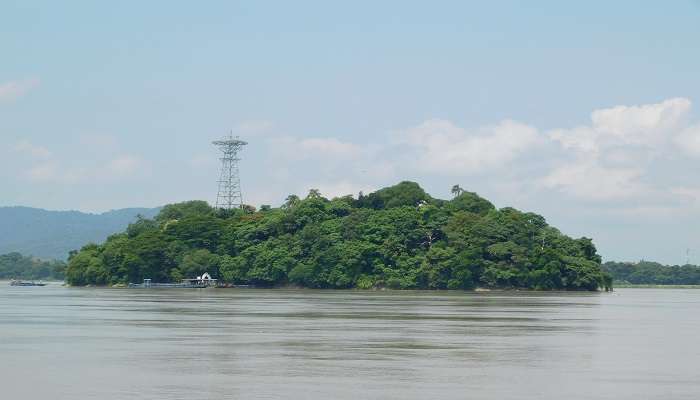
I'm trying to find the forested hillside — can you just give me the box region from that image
[65,182,612,290]
[0,206,160,260]
[0,252,65,280]
[603,261,700,285]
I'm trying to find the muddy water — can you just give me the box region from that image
[1,285,698,399]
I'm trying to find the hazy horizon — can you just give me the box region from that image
[3,1,700,264]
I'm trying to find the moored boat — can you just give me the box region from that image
[9,280,47,287]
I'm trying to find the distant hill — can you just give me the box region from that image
[0,206,160,260]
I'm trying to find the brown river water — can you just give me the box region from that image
[1,284,699,399]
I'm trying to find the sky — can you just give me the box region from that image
[2,0,700,264]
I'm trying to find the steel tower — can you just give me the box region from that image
[213,134,247,210]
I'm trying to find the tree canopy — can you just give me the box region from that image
[65,182,612,291]
[603,261,700,285]
[0,252,66,280]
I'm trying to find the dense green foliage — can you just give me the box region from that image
[0,252,66,280]
[603,261,700,285]
[65,182,611,290]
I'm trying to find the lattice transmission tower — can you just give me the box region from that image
[213,133,247,210]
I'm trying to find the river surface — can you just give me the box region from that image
[1,284,698,399]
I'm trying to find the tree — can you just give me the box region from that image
[603,261,700,286]
[65,244,103,286]
[451,184,464,198]
[0,252,66,280]
[357,181,431,209]
[156,200,213,222]
[177,249,221,279]
[307,189,322,199]
[282,194,300,209]
[126,215,158,238]
[448,191,495,215]
[219,255,247,283]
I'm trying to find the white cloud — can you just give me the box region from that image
[673,124,700,157]
[550,98,692,153]
[544,98,699,202]
[0,78,40,102]
[549,126,599,154]
[258,99,698,206]
[541,161,647,200]
[591,97,690,146]
[270,136,364,162]
[13,139,141,183]
[14,140,51,158]
[258,136,379,203]
[398,119,539,174]
[23,162,86,184]
[18,148,142,184]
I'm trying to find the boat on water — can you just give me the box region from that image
[10,280,47,287]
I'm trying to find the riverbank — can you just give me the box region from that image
[613,284,700,289]
[22,280,700,290]
[58,282,616,292]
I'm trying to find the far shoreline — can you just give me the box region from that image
[8,279,698,290]
[56,283,615,292]
[612,284,700,289]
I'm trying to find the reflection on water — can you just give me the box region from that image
[1,284,699,399]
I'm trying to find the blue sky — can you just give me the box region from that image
[2,1,700,264]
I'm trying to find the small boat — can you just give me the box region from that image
[9,280,46,287]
